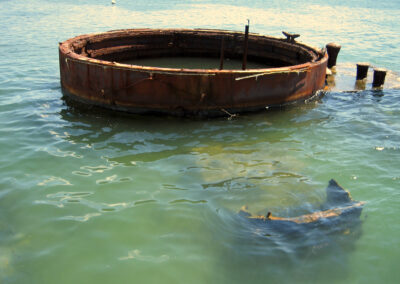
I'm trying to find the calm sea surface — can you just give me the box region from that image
[1,0,399,283]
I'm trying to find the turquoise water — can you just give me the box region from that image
[1,0,400,283]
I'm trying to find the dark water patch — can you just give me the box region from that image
[163,184,188,191]
[169,199,207,205]
[134,199,157,206]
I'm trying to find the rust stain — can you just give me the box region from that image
[59,28,328,116]
[240,179,365,226]
[247,201,365,224]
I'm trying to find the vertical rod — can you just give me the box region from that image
[242,21,249,70]
[219,36,225,70]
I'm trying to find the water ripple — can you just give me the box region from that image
[1,1,400,283]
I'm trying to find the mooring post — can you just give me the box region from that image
[372,68,387,88]
[326,42,341,70]
[242,20,249,70]
[356,62,369,80]
[355,62,369,90]
[219,36,225,70]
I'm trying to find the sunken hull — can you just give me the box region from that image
[240,179,365,231]
[59,29,328,116]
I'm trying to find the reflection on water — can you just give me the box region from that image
[326,62,400,92]
[48,83,398,283]
[1,0,400,283]
[230,218,362,283]
[0,89,393,284]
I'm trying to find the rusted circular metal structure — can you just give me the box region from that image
[59,29,328,116]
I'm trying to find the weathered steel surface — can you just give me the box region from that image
[240,179,364,226]
[372,68,387,88]
[326,42,341,69]
[356,62,370,81]
[59,29,328,116]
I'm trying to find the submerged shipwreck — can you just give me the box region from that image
[240,179,365,230]
[238,180,365,257]
[59,28,328,116]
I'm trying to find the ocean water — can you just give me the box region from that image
[1,0,400,283]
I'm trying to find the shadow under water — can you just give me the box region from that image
[58,93,366,284]
[213,180,365,284]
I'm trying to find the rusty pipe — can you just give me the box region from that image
[242,22,249,70]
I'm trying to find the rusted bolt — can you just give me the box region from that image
[356,63,369,80]
[372,68,387,88]
[326,42,341,69]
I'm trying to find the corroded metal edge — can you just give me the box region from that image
[240,179,365,226]
[59,28,328,116]
[245,201,365,225]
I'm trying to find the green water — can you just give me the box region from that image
[1,0,400,283]
[122,57,271,69]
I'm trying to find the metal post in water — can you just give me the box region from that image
[372,68,387,88]
[355,62,369,90]
[219,36,225,70]
[326,42,341,70]
[356,63,369,80]
[242,20,250,70]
